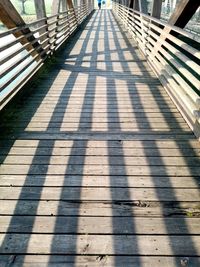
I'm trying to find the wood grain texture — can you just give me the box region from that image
[1,164,200,176]
[0,216,199,234]
[0,9,199,266]
[0,175,199,188]
[0,187,199,201]
[1,255,200,267]
[0,200,199,216]
[0,234,200,255]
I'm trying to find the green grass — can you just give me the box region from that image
[0,0,54,29]
[11,0,52,16]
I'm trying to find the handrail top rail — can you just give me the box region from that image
[0,5,87,38]
[0,2,93,110]
[117,3,199,42]
[113,1,200,139]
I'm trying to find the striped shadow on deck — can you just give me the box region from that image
[0,10,200,267]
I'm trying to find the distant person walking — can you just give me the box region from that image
[97,0,102,9]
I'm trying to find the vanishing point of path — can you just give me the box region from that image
[0,10,200,267]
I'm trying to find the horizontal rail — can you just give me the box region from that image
[0,8,76,38]
[0,3,94,110]
[112,2,200,140]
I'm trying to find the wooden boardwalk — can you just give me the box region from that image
[0,10,200,266]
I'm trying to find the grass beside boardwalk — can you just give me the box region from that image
[11,0,52,15]
[0,0,53,31]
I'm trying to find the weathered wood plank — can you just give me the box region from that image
[45,68,156,75]
[0,255,199,267]
[0,9,199,262]
[0,174,199,188]
[0,139,199,149]
[10,111,182,117]
[21,91,170,97]
[1,155,199,166]
[19,99,176,105]
[0,187,199,201]
[0,234,200,255]
[0,200,198,216]
[25,85,166,90]
[21,105,175,113]
[2,130,193,136]
[1,124,190,131]
[0,216,199,234]
[3,112,183,118]
[4,117,186,123]
[1,121,189,129]
[20,92,171,98]
[14,103,179,110]
[1,163,200,176]
[3,132,195,141]
[60,61,153,68]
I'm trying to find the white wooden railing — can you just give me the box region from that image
[112,2,200,140]
[0,3,93,109]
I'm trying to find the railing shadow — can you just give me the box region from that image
[104,10,141,266]
[0,8,199,267]
[110,8,200,265]
[49,9,102,265]
[0,11,98,266]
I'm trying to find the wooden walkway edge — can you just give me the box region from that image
[0,10,200,267]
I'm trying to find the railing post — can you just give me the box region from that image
[133,0,139,11]
[61,0,67,11]
[131,0,147,13]
[139,0,148,14]
[151,0,162,19]
[34,0,49,44]
[50,0,61,53]
[129,0,134,9]
[34,0,47,19]
[150,0,200,63]
[66,0,79,25]
[168,0,200,28]
[51,0,61,15]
